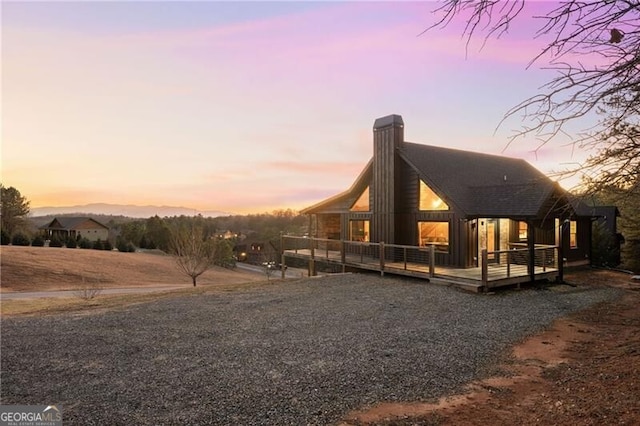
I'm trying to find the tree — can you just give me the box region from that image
[146,215,170,251]
[168,223,217,286]
[427,1,639,192]
[593,178,640,272]
[1,184,30,237]
[212,238,236,269]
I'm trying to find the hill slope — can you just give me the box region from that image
[0,246,262,292]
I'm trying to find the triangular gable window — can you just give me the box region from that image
[350,186,370,211]
[419,180,448,210]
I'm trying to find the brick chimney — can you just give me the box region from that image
[372,114,404,243]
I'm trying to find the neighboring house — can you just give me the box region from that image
[301,114,596,271]
[234,239,279,264]
[40,217,109,242]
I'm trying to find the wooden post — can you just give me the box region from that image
[309,237,316,277]
[380,242,385,276]
[557,220,566,283]
[481,249,488,287]
[527,221,535,283]
[280,232,285,280]
[403,247,407,270]
[429,244,435,278]
[506,250,511,278]
[341,240,346,273]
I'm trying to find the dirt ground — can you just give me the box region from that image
[342,269,640,425]
[0,245,265,292]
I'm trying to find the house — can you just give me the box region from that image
[295,114,596,284]
[40,217,110,242]
[234,239,280,264]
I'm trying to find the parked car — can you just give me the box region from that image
[261,261,287,271]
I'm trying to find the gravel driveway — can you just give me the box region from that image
[0,274,620,425]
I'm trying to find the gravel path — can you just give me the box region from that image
[0,274,620,425]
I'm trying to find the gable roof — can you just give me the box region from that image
[40,217,109,231]
[398,143,560,218]
[303,141,577,219]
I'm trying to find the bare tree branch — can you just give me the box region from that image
[426,1,640,193]
[168,223,216,287]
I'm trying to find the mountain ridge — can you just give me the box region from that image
[29,203,234,218]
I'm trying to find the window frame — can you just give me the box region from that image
[350,186,370,212]
[349,219,370,242]
[569,220,578,249]
[518,221,528,241]
[418,180,449,211]
[417,221,450,252]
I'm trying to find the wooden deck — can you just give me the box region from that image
[282,237,559,293]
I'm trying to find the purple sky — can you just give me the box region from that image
[2,1,594,214]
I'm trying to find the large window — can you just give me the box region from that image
[419,180,448,210]
[418,221,449,250]
[350,220,370,242]
[570,220,577,248]
[351,187,370,212]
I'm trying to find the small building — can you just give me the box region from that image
[286,114,601,289]
[40,217,109,242]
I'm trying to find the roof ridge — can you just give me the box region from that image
[401,141,528,162]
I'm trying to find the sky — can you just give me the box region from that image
[2,1,596,214]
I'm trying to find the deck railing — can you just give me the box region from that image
[282,235,559,288]
[481,245,559,288]
[281,235,442,277]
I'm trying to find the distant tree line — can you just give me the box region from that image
[115,209,307,253]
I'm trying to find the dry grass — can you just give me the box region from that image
[0,245,264,292]
[0,245,274,317]
[1,280,276,317]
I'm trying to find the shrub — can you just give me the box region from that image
[11,232,31,246]
[49,235,64,247]
[66,237,77,248]
[92,239,104,250]
[116,237,136,252]
[79,238,93,249]
[31,235,45,247]
[73,276,102,301]
[1,230,10,245]
[103,240,113,251]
